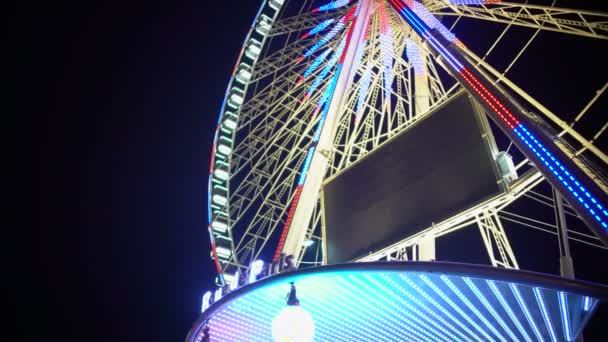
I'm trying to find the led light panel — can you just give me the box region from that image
[188,263,606,342]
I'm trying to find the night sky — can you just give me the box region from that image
[22,0,607,341]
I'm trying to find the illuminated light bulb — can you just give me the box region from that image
[271,307,315,341]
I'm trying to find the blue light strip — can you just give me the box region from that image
[306,38,345,97]
[304,22,345,57]
[559,291,572,341]
[583,296,592,311]
[332,277,414,340]
[348,275,446,341]
[534,287,559,342]
[370,275,465,341]
[197,270,602,342]
[411,1,457,42]
[315,0,351,12]
[402,274,484,341]
[464,278,520,341]
[389,0,608,239]
[420,275,495,341]
[400,275,480,341]
[509,283,545,342]
[303,48,333,78]
[356,62,373,112]
[441,275,507,341]
[514,124,607,230]
[307,19,335,36]
[487,280,533,342]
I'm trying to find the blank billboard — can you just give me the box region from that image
[323,94,503,264]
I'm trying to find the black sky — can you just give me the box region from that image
[24,0,261,340]
[21,0,607,341]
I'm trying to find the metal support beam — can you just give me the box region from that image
[281,0,375,261]
[477,209,519,269]
[553,187,575,278]
[428,1,608,40]
[387,0,608,246]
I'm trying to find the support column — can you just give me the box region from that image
[553,187,575,278]
[281,0,375,262]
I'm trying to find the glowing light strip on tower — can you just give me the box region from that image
[411,1,457,42]
[406,38,424,75]
[356,62,373,115]
[387,0,608,238]
[301,19,335,39]
[303,21,346,58]
[313,0,352,13]
[303,37,347,102]
[379,2,395,99]
[274,66,342,261]
[302,48,333,79]
[450,0,501,4]
[274,2,361,261]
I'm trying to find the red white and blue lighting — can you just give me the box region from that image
[450,0,502,4]
[387,0,608,239]
[274,1,361,261]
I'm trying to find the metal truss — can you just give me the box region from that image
[426,0,608,40]
[357,166,543,263]
[477,209,519,269]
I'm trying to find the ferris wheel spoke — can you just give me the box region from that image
[429,1,608,39]
[270,7,349,37]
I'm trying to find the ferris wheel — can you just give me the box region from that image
[205,0,608,285]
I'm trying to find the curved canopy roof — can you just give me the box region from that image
[187,262,608,341]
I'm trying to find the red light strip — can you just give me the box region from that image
[273,185,304,261]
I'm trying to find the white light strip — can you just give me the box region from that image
[317,278,404,341]
[397,274,474,341]
[487,280,533,342]
[583,296,592,311]
[363,274,462,342]
[534,287,558,342]
[559,291,572,341]
[402,275,484,342]
[464,278,521,342]
[509,283,544,342]
[441,275,507,341]
[338,276,440,341]
[421,274,495,341]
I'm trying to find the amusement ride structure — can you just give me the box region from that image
[190,0,608,341]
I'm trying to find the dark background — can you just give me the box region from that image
[18,0,607,341]
[324,94,502,264]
